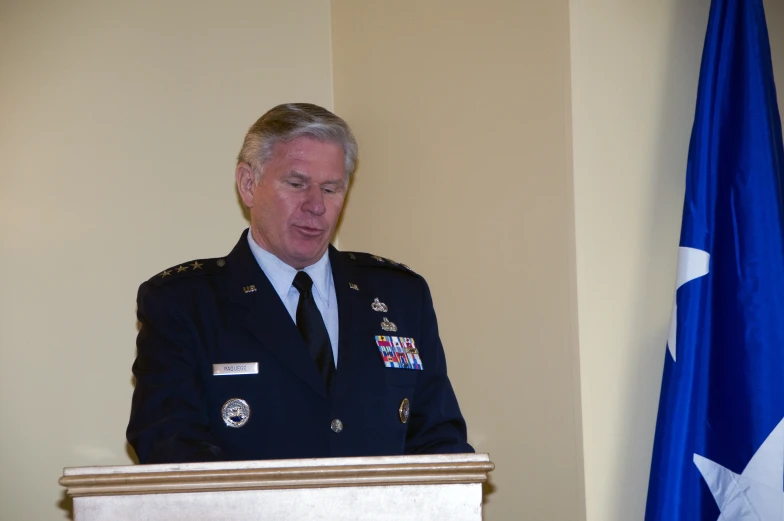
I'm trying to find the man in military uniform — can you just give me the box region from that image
[127,103,472,463]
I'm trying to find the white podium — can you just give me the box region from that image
[60,453,494,521]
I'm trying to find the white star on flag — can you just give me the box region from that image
[667,246,710,361]
[693,416,784,520]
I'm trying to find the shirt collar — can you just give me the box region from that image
[246,230,332,306]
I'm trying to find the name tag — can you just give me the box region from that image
[212,362,259,376]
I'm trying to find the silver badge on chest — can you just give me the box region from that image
[371,298,388,312]
[381,317,398,332]
[221,398,250,428]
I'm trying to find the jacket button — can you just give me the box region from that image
[330,418,343,433]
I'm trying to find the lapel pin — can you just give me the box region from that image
[349,282,359,291]
[371,298,388,312]
[243,285,257,294]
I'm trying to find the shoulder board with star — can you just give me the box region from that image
[148,258,226,286]
[343,251,418,275]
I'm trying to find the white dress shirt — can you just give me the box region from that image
[246,232,339,367]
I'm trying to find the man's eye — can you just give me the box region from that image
[287,181,303,188]
[322,187,336,195]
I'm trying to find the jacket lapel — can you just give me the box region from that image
[329,245,369,400]
[224,230,327,400]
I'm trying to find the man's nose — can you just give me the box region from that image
[302,186,326,215]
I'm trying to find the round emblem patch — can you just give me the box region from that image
[221,398,250,428]
[399,398,410,424]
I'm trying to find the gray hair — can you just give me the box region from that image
[237,103,358,180]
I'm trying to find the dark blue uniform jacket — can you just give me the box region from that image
[127,230,472,463]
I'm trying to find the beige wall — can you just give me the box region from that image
[570,0,709,519]
[0,1,333,519]
[3,1,781,519]
[332,1,784,520]
[572,1,783,520]
[331,1,584,519]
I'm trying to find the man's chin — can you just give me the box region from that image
[287,244,329,269]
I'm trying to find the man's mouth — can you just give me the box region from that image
[293,225,324,237]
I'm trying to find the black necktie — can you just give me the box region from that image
[292,271,335,389]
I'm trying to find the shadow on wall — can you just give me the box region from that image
[612,1,712,520]
[482,475,497,508]
[57,490,73,520]
[766,0,784,110]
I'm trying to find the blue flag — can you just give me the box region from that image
[645,0,784,519]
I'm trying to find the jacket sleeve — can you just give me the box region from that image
[405,280,474,454]
[126,281,223,463]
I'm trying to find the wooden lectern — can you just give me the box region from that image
[60,453,494,521]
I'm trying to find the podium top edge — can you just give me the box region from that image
[63,452,490,476]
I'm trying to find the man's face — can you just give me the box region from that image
[240,136,347,269]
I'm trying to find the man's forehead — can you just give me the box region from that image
[274,136,343,158]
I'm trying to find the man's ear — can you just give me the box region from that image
[236,162,256,208]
